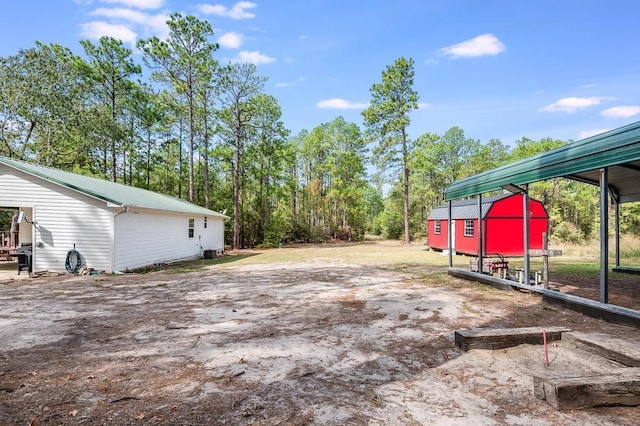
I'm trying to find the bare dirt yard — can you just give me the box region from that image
[1,241,639,425]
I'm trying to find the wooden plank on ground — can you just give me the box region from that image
[563,331,640,367]
[454,326,570,351]
[533,368,640,409]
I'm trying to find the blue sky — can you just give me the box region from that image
[2,0,640,146]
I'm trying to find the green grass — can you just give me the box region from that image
[126,238,640,282]
[214,241,462,269]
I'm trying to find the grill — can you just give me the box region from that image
[12,245,32,275]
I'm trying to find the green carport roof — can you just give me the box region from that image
[445,120,640,202]
[0,156,229,218]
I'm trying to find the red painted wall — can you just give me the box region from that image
[455,219,479,255]
[484,194,548,256]
[427,219,448,249]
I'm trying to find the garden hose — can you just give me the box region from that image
[65,248,82,273]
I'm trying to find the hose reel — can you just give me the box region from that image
[65,245,82,273]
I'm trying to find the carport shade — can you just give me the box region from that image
[445,120,640,202]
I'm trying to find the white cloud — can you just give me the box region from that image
[440,34,505,59]
[230,50,275,64]
[91,7,148,23]
[218,32,244,49]
[84,7,170,42]
[196,1,256,19]
[99,0,164,9]
[80,21,138,44]
[417,102,430,109]
[275,77,305,88]
[600,105,640,119]
[145,12,171,39]
[578,129,610,139]
[540,96,610,113]
[317,98,368,109]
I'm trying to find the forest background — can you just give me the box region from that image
[1,14,639,249]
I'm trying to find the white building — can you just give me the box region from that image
[0,157,228,273]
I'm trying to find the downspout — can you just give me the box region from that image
[112,206,129,273]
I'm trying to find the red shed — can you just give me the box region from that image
[427,193,549,257]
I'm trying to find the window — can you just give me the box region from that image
[204,216,207,229]
[434,220,441,235]
[464,219,474,237]
[188,218,195,238]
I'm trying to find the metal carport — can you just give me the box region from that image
[444,120,640,323]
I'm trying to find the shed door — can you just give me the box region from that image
[450,220,456,250]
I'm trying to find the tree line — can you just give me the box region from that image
[2,14,637,248]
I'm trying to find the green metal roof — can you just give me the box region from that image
[0,156,229,218]
[445,120,640,202]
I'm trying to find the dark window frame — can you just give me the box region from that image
[464,219,474,237]
[188,218,195,238]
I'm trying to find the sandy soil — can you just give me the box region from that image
[1,252,639,425]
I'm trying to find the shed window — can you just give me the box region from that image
[464,219,474,237]
[434,220,441,235]
[188,218,195,238]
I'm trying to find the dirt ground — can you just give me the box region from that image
[1,244,640,425]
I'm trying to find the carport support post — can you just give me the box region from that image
[542,232,549,289]
[615,199,620,269]
[600,168,609,304]
[523,185,530,285]
[478,194,483,274]
[448,200,453,268]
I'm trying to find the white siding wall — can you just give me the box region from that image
[207,216,225,252]
[114,210,225,271]
[0,167,113,272]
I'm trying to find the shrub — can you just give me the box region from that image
[552,221,583,244]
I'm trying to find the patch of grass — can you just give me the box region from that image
[219,242,462,268]
[552,261,601,277]
[168,254,262,273]
[619,235,640,260]
[557,235,640,265]
[462,302,477,313]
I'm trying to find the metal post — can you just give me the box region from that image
[600,168,609,304]
[523,185,530,285]
[542,232,549,289]
[448,200,453,268]
[478,194,483,275]
[615,199,620,269]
